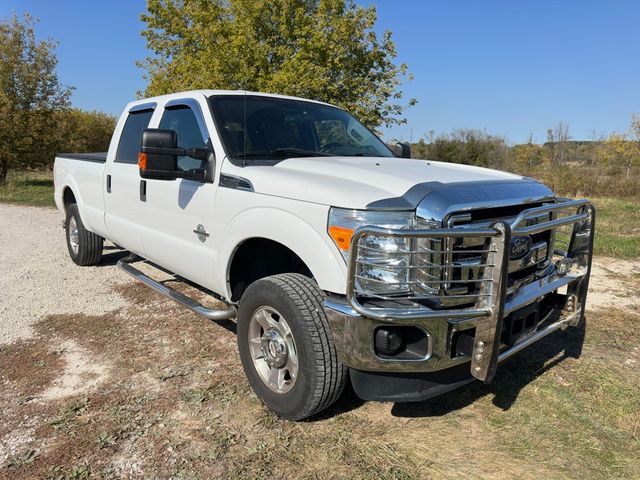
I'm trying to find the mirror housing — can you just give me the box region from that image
[139,129,179,180]
[139,128,210,181]
[390,142,412,159]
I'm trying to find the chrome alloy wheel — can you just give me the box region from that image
[248,306,298,394]
[68,217,80,255]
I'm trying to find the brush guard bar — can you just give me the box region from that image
[345,198,595,382]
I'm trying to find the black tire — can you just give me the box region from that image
[237,273,347,420]
[65,203,103,266]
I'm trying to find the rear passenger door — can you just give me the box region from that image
[104,104,155,254]
[137,98,218,289]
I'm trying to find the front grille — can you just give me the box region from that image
[433,202,554,306]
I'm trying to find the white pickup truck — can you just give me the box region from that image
[54,90,594,420]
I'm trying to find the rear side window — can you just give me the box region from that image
[159,105,208,171]
[115,109,154,164]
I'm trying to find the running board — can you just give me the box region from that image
[117,256,236,320]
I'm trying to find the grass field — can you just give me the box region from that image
[0,170,55,208]
[1,170,638,260]
[590,197,640,259]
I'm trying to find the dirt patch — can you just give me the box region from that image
[588,256,640,311]
[0,277,638,479]
[39,340,109,401]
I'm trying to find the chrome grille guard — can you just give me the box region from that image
[346,198,595,381]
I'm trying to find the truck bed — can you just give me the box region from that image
[54,152,109,240]
[57,152,108,163]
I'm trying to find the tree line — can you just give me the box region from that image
[0,14,115,185]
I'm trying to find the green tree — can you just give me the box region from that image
[140,0,415,129]
[56,109,116,154]
[412,129,510,168]
[599,132,640,179]
[512,135,545,172]
[0,14,72,185]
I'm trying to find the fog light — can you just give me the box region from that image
[555,259,569,275]
[375,328,404,355]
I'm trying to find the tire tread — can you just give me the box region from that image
[238,273,347,420]
[271,273,347,417]
[66,204,103,266]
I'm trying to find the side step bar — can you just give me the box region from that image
[117,256,236,321]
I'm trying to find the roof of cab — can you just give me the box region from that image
[124,89,335,112]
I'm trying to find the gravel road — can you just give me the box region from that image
[0,204,128,345]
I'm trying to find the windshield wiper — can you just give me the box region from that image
[236,148,330,159]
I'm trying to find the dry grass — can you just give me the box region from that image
[1,278,639,479]
[591,197,640,259]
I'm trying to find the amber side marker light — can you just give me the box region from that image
[328,225,354,252]
[138,152,147,170]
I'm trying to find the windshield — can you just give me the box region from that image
[209,95,394,161]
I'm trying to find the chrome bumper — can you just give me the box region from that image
[325,199,595,382]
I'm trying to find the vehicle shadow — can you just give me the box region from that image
[97,249,130,266]
[390,319,586,418]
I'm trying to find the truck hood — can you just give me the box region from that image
[242,156,537,210]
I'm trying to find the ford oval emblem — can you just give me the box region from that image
[509,236,532,260]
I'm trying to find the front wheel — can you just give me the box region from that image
[237,274,347,420]
[65,204,103,266]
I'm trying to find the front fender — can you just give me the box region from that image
[213,205,347,299]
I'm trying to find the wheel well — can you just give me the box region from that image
[63,187,77,211]
[228,238,313,302]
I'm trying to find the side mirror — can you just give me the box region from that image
[390,142,412,159]
[139,129,179,180]
[139,128,210,181]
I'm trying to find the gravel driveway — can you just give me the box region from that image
[0,204,127,344]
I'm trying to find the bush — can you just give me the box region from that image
[55,109,116,155]
[412,132,640,200]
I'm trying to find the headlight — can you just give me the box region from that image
[328,208,416,296]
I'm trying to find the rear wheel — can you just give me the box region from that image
[65,204,103,266]
[237,273,347,420]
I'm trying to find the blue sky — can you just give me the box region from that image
[2,0,639,143]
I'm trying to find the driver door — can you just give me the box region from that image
[138,98,217,289]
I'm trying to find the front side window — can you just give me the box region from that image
[159,105,208,171]
[115,109,154,164]
[209,95,393,162]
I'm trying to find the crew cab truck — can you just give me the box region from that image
[54,90,594,420]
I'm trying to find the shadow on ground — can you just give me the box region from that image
[391,319,586,418]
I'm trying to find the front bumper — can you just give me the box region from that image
[324,199,594,400]
[325,272,586,374]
